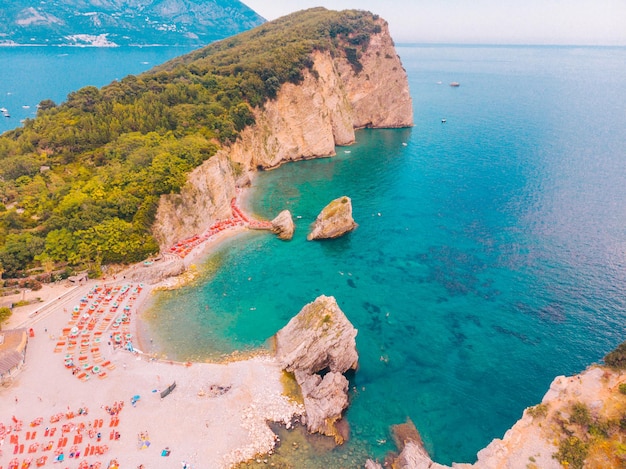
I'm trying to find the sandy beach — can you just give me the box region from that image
[0,221,304,469]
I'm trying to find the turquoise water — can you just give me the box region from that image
[144,45,626,465]
[4,44,625,465]
[0,46,192,134]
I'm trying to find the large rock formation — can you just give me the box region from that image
[271,210,295,240]
[229,17,413,170]
[151,14,412,250]
[274,295,358,443]
[307,196,357,241]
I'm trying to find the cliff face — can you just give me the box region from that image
[152,16,413,249]
[229,18,413,170]
[152,151,237,248]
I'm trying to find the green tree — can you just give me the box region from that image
[0,306,12,329]
[0,233,45,277]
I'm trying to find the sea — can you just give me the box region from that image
[3,44,626,466]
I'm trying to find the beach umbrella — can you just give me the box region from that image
[92,366,101,374]
[73,306,79,312]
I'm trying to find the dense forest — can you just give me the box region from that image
[0,8,382,279]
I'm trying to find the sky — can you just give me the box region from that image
[242,0,626,45]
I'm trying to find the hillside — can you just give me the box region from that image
[0,0,264,46]
[0,8,411,278]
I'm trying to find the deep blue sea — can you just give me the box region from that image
[3,44,626,466]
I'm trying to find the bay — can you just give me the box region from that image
[3,42,626,466]
[143,45,626,465]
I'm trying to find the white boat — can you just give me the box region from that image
[450,82,460,87]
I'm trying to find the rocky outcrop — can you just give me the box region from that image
[274,295,358,443]
[307,196,357,240]
[271,210,295,240]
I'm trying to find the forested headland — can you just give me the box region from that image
[0,8,382,280]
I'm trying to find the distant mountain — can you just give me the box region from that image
[0,0,265,46]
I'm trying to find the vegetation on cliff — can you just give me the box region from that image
[0,8,383,278]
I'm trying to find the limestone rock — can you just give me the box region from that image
[307,196,357,241]
[271,210,295,240]
[274,295,358,442]
[152,151,237,249]
[295,370,349,443]
[364,460,384,469]
[275,295,358,374]
[228,18,413,171]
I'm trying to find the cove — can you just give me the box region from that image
[142,45,626,465]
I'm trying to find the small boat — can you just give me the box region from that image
[450,82,460,87]
[22,105,30,109]
[0,107,7,113]
[344,150,351,154]
[441,118,447,123]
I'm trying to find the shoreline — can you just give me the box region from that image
[0,190,305,469]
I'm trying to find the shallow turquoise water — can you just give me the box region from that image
[144,45,626,465]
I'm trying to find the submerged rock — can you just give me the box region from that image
[274,295,358,443]
[271,210,295,240]
[307,196,357,241]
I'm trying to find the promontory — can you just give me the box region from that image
[0,7,413,276]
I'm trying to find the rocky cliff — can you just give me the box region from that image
[153,150,238,248]
[152,14,412,249]
[228,17,413,170]
[367,366,626,469]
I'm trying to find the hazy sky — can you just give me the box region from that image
[242,0,626,45]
